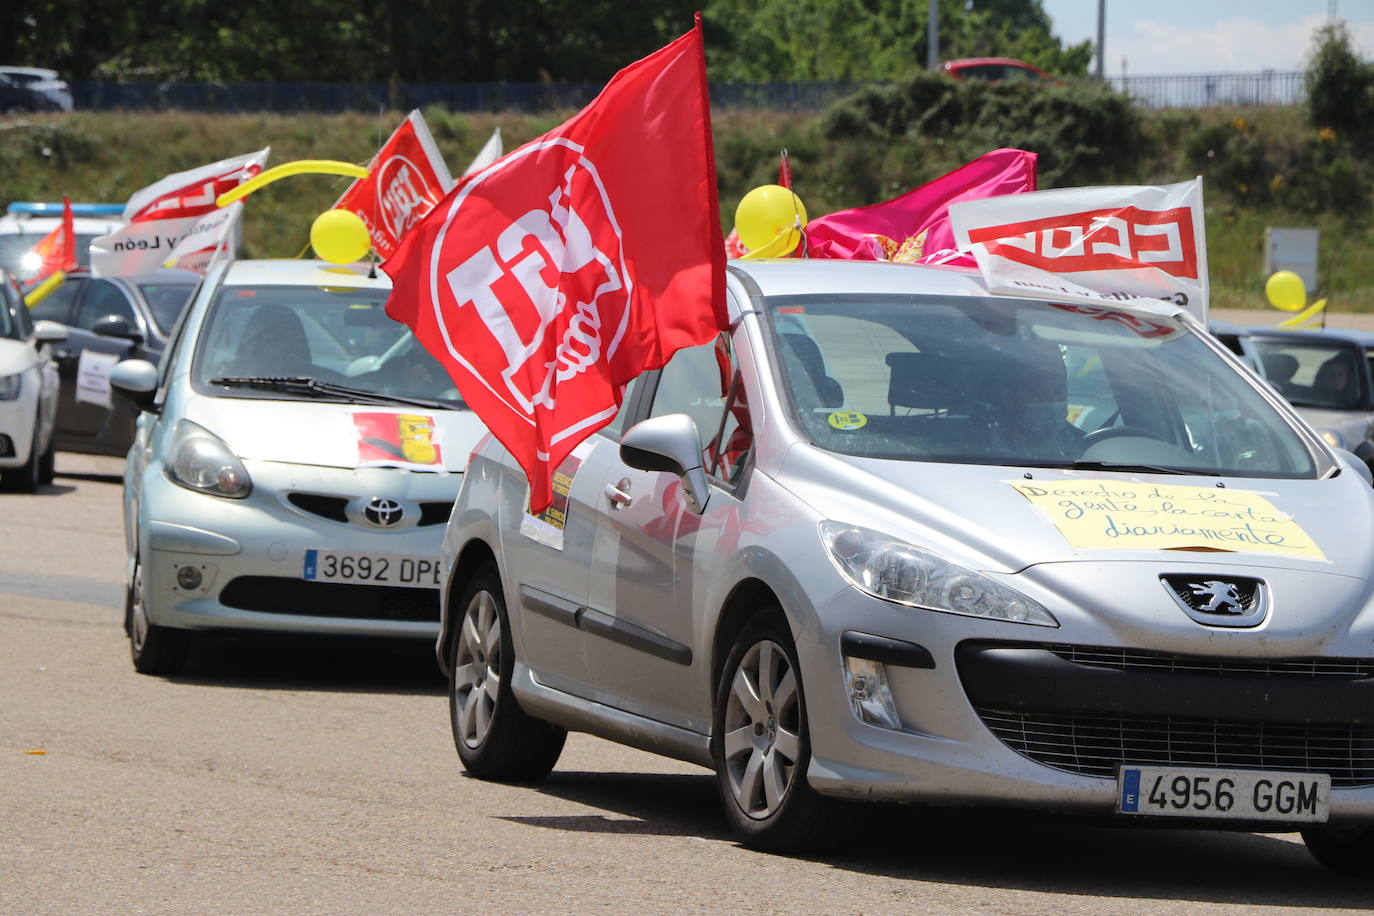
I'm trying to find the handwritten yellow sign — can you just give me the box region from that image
[1006,478,1326,561]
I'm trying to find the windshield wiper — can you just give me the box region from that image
[1058,459,1219,476]
[209,376,454,410]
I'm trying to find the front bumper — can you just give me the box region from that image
[800,586,1374,825]
[135,458,459,638]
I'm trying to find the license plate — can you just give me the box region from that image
[1118,765,1329,823]
[302,549,441,589]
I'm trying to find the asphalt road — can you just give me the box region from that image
[4,450,1374,915]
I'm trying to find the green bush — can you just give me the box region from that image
[1306,22,1374,151]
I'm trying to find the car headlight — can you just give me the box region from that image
[0,373,21,400]
[1318,429,1346,449]
[164,420,252,498]
[819,521,1058,626]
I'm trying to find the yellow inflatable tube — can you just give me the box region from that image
[216,160,369,208]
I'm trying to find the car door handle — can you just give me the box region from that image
[605,479,632,509]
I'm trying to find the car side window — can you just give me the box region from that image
[8,279,34,338]
[600,374,645,440]
[29,277,83,324]
[76,280,138,331]
[648,335,753,484]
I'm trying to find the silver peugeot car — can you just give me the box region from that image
[437,258,1374,872]
[113,260,486,675]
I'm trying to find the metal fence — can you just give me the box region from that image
[68,71,1307,114]
[1108,71,1307,109]
[69,79,863,114]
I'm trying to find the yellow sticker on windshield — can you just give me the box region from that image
[1006,479,1326,561]
[827,411,868,431]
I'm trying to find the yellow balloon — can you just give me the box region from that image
[310,210,371,264]
[735,185,808,257]
[1265,270,1307,312]
[216,160,370,208]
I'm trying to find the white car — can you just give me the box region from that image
[0,270,65,490]
[112,259,487,675]
[0,67,74,112]
[0,202,125,281]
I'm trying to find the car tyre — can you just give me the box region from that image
[37,432,55,485]
[1301,825,1374,877]
[1,425,43,492]
[712,610,839,852]
[449,562,566,781]
[126,559,190,675]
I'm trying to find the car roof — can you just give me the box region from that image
[728,258,999,300]
[222,258,392,290]
[0,67,60,79]
[62,266,200,284]
[1247,326,1374,347]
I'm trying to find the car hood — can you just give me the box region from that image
[183,394,487,472]
[776,443,1374,581]
[0,339,36,374]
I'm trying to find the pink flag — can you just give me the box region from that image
[805,148,1037,265]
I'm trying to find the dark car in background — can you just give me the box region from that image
[1248,327,1374,470]
[0,72,63,113]
[27,268,199,455]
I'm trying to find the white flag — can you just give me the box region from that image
[461,128,503,176]
[951,178,1209,323]
[91,147,269,277]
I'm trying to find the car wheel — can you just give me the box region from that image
[1301,825,1374,877]
[1,426,43,492]
[712,610,838,852]
[449,562,566,781]
[126,559,190,675]
[37,433,56,485]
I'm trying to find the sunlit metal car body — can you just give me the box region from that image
[118,259,486,675]
[438,258,1374,869]
[0,269,64,490]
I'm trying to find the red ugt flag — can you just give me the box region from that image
[383,20,726,512]
[29,196,77,279]
[335,110,454,260]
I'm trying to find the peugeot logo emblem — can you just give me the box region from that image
[1187,580,1244,615]
[363,497,405,528]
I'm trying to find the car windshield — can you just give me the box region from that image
[764,294,1318,478]
[1250,338,1364,411]
[193,284,465,409]
[137,282,197,335]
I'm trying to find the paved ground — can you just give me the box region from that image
[3,452,1373,914]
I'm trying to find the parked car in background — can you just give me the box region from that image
[0,202,125,280]
[941,57,1055,83]
[0,269,66,490]
[1208,318,1267,377]
[439,258,1374,873]
[0,72,63,113]
[1248,327,1374,470]
[28,267,199,456]
[114,259,487,675]
[0,66,74,112]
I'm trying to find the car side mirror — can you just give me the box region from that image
[91,314,143,344]
[109,358,160,413]
[620,413,710,513]
[31,320,67,344]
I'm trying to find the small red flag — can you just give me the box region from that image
[383,19,726,512]
[29,196,77,279]
[335,111,454,260]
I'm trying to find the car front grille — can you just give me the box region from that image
[284,493,453,527]
[219,576,438,622]
[418,501,455,527]
[975,707,1374,787]
[1045,645,1374,680]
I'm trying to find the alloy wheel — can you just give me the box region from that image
[453,588,502,749]
[721,639,802,819]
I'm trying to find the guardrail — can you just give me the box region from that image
[1108,71,1306,109]
[67,71,1307,114]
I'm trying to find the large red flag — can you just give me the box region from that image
[383,20,726,512]
[806,148,1037,264]
[335,110,454,260]
[28,196,77,279]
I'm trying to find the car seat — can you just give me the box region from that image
[779,334,844,409]
[234,304,314,378]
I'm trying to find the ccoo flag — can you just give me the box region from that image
[383,18,726,512]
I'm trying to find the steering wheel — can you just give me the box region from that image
[1081,424,1166,446]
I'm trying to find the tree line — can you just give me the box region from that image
[1,0,1090,84]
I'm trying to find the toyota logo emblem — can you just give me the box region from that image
[363,497,405,528]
